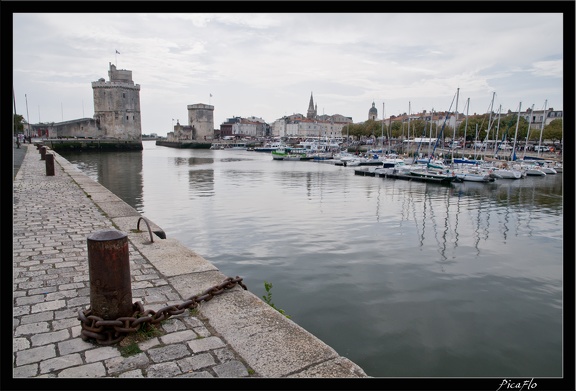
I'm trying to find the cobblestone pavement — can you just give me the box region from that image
[12,144,256,379]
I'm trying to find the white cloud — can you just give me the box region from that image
[12,12,564,135]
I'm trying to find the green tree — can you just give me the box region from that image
[389,121,403,139]
[347,123,364,140]
[543,119,563,144]
[486,114,517,142]
[364,119,382,138]
[13,114,25,134]
[408,119,428,138]
[458,116,487,142]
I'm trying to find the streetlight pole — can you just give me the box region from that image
[25,94,31,138]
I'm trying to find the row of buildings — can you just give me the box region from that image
[211,93,562,141]
[212,93,353,141]
[27,63,562,147]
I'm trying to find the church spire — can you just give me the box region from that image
[307,92,317,119]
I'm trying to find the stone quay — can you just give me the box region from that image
[11,143,369,381]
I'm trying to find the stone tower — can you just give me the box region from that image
[187,103,214,140]
[307,92,317,119]
[92,63,141,141]
[369,102,378,120]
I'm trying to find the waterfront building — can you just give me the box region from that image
[166,103,215,142]
[30,62,143,147]
[92,63,142,141]
[521,107,563,130]
[268,93,352,139]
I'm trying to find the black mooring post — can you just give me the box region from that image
[40,146,47,160]
[86,229,133,319]
[45,153,55,176]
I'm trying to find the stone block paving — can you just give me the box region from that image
[12,145,256,378]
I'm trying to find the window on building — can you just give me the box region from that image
[126,115,129,121]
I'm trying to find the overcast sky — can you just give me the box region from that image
[12,12,564,136]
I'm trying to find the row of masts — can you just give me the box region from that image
[376,89,549,161]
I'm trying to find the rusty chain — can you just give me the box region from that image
[78,276,248,345]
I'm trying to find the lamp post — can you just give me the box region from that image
[25,94,31,138]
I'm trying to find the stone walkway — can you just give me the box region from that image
[11,143,369,380]
[12,144,255,378]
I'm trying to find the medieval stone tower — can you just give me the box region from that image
[187,103,214,140]
[92,63,142,141]
[368,101,378,120]
[307,92,318,119]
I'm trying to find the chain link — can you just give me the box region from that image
[78,276,248,345]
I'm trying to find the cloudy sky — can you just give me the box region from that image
[12,11,564,136]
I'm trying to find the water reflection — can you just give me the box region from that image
[188,169,214,198]
[59,143,564,378]
[68,150,144,210]
[175,156,214,166]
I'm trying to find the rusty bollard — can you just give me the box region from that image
[40,146,47,160]
[45,153,55,176]
[87,230,133,319]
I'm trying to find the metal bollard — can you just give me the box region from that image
[87,230,133,320]
[45,153,55,176]
[40,146,47,160]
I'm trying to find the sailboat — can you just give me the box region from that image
[408,91,459,183]
[450,95,495,183]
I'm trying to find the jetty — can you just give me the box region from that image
[155,140,212,149]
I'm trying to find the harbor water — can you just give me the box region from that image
[59,140,564,378]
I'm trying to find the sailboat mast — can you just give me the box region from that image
[483,92,495,157]
[522,104,535,160]
[486,91,495,140]
[537,99,547,157]
[494,105,502,150]
[381,102,385,151]
[407,101,411,157]
[463,98,470,154]
[511,102,522,161]
[388,111,392,154]
[452,87,459,163]
[428,109,433,156]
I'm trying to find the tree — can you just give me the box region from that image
[13,114,25,134]
[389,121,403,139]
[458,116,488,142]
[408,119,427,138]
[347,123,364,140]
[364,119,382,138]
[543,119,563,144]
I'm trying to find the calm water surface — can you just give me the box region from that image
[60,140,564,378]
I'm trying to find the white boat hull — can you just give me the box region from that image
[456,173,493,182]
[492,168,524,179]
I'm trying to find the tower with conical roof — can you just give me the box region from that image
[307,92,317,119]
[368,101,378,120]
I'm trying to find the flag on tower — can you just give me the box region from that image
[116,50,120,54]
[210,93,213,97]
